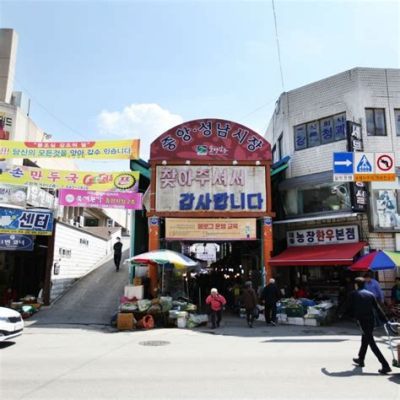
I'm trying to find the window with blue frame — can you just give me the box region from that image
[294,112,346,151]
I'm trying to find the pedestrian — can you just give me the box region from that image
[241,281,258,328]
[113,237,123,272]
[390,277,400,305]
[364,271,384,304]
[205,288,226,329]
[261,278,281,326]
[350,277,391,375]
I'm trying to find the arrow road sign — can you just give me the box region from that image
[333,152,354,174]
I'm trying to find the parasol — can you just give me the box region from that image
[349,250,400,271]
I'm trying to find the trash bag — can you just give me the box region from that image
[137,299,152,312]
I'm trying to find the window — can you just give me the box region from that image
[395,109,400,136]
[272,145,277,163]
[277,133,283,159]
[294,112,346,151]
[282,183,351,217]
[307,121,320,147]
[366,108,386,136]
[294,124,307,150]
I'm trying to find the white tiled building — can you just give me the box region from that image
[265,67,400,301]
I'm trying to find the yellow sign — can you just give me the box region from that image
[0,165,140,192]
[354,173,396,182]
[0,139,140,160]
[165,218,257,241]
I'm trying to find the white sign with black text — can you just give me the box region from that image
[287,225,359,247]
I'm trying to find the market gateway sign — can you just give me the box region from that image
[155,165,267,213]
[165,218,257,241]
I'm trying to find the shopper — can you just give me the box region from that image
[350,277,391,375]
[241,281,258,328]
[261,278,281,326]
[364,272,384,304]
[391,277,400,305]
[206,288,226,329]
[113,237,123,272]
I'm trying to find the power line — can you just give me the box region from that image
[271,0,285,92]
[14,78,90,141]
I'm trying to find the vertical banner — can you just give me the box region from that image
[148,216,160,296]
[262,217,273,283]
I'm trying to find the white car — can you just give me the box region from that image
[0,307,24,342]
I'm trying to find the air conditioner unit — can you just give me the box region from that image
[79,216,85,227]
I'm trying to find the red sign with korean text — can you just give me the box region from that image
[150,118,272,161]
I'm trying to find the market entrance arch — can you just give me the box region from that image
[147,118,273,296]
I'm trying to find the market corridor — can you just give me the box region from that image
[30,247,130,326]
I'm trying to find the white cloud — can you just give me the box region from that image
[97,103,183,161]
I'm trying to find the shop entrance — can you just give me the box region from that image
[164,239,262,312]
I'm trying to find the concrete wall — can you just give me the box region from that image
[0,29,18,103]
[50,222,112,301]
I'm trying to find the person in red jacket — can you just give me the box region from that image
[206,288,227,329]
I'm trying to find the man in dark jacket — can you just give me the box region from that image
[350,277,391,374]
[241,281,258,328]
[261,278,281,325]
[113,237,123,272]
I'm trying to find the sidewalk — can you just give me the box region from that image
[195,313,366,338]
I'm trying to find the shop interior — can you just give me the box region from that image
[161,240,263,312]
[0,235,49,306]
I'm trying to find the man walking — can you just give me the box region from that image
[350,277,391,374]
[241,281,258,328]
[261,278,280,326]
[364,272,384,304]
[113,237,123,272]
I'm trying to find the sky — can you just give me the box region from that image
[0,0,399,171]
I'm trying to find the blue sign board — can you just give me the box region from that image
[0,234,34,251]
[333,152,354,174]
[0,207,53,235]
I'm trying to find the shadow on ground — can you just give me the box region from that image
[322,366,400,383]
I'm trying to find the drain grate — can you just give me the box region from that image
[138,340,170,347]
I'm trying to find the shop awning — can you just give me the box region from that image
[270,242,367,266]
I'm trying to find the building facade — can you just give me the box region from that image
[265,67,400,301]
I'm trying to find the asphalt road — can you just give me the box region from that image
[31,247,130,326]
[1,321,399,400]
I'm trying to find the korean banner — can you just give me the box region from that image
[0,139,140,160]
[156,165,267,213]
[0,207,53,235]
[0,165,139,192]
[165,218,257,240]
[59,189,143,210]
[287,225,359,247]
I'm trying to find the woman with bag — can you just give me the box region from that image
[206,288,226,329]
[241,281,258,328]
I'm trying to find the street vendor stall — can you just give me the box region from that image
[116,250,207,330]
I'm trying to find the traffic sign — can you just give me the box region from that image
[354,152,374,174]
[333,152,354,174]
[375,153,395,173]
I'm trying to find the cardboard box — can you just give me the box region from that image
[117,313,134,330]
[304,318,320,326]
[288,317,304,326]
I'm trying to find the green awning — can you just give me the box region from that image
[271,163,289,176]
